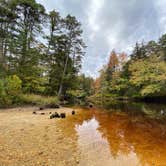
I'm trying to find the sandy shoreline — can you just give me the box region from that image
[0,106,80,166]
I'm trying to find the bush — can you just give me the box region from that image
[0,79,11,105]
[0,75,59,107]
[0,75,22,106]
[6,75,22,95]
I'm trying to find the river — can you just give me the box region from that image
[68,103,166,166]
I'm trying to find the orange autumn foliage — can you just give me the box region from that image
[108,50,119,70]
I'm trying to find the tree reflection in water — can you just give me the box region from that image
[73,103,166,166]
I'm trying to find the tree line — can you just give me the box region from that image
[90,35,166,105]
[0,0,93,106]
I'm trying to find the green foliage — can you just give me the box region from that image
[0,79,9,105]
[66,74,94,104]
[0,0,86,107]
[46,13,86,97]
[0,75,59,107]
[88,92,118,106]
[66,89,86,104]
[93,35,166,105]
[6,75,22,96]
[129,56,166,97]
[0,75,22,106]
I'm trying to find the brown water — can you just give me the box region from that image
[67,103,166,166]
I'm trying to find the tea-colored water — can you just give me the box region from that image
[66,104,166,166]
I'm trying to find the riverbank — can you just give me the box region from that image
[0,106,80,166]
[88,94,166,109]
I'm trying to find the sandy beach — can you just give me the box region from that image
[0,107,80,166]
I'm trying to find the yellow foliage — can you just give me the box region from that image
[129,56,166,96]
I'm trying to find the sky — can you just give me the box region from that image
[37,0,166,78]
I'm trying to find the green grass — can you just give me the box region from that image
[21,94,59,106]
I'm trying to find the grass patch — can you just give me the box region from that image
[21,94,59,106]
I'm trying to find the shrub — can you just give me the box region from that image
[0,75,59,107]
[0,79,11,106]
[0,75,22,106]
[6,75,22,96]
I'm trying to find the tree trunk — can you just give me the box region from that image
[0,38,4,67]
[58,53,69,97]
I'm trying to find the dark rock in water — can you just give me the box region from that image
[72,110,75,115]
[50,114,54,119]
[54,112,60,118]
[41,113,45,115]
[33,111,37,114]
[60,113,66,118]
[50,112,60,119]
[39,107,44,110]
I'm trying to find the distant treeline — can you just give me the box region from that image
[90,35,166,105]
[0,0,93,106]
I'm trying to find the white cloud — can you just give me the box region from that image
[87,0,105,33]
[155,0,166,35]
[36,0,166,78]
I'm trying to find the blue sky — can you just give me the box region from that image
[37,0,166,77]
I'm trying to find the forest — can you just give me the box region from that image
[0,0,166,107]
[90,37,166,105]
[0,0,93,107]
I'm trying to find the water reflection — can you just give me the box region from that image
[75,117,140,166]
[74,103,166,166]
